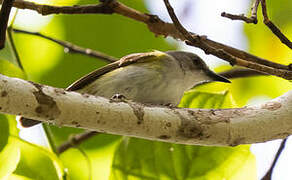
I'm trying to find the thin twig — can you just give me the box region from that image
[0,0,114,15]
[261,138,289,180]
[0,0,14,49]
[261,0,292,49]
[57,131,99,154]
[13,28,117,63]
[219,68,267,79]
[2,0,292,78]
[251,0,260,22]
[221,12,257,24]
[163,0,292,80]
[6,27,25,70]
[221,0,260,24]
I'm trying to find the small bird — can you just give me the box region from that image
[20,50,230,127]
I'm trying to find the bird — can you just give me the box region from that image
[20,50,230,127]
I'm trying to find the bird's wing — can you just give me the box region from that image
[66,52,159,91]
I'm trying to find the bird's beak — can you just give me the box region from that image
[208,71,231,83]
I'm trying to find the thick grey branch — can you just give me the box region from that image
[0,74,291,146]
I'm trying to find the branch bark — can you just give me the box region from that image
[2,0,291,74]
[0,74,292,146]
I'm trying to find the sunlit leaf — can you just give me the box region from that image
[8,173,33,180]
[0,114,9,152]
[110,138,255,180]
[13,138,65,180]
[0,59,25,78]
[0,140,21,180]
[0,41,14,66]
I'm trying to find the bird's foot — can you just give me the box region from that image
[161,103,176,108]
[110,94,127,103]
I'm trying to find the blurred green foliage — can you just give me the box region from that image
[0,0,291,179]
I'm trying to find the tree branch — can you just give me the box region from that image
[57,131,99,154]
[219,68,267,79]
[2,0,291,73]
[0,0,114,15]
[0,0,14,49]
[261,0,292,50]
[163,0,292,80]
[12,28,117,63]
[0,74,292,146]
[261,138,288,180]
[221,0,292,50]
[221,0,260,24]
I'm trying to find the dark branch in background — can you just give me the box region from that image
[222,0,292,50]
[1,0,291,78]
[221,0,260,24]
[0,0,114,15]
[57,131,99,154]
[260,0,292,50]
[0,0,14,49]
[261,138,288,180]
[6,27,25,70]
[12,29,117,63]
[11,28,267,80]
[163,0,292,80]
[219,68,267,79]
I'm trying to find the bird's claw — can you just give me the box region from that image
[110,94,127,103]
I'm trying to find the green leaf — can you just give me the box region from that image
[0,114,19,152]
[0,115,21,180]
[0,41,14,64]
[60,138,120,180]
[13,138,65,180]
[8,173,33,180]
[110,85,256,180]
[0,114,9,152]
[110,138,255,180]
[0,140,21,180]
[0,59,25,78]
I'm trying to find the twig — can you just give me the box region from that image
[221,12,257,24]
[219,68,267,79]
[261,0,292,49]
[0,0,14,49]
[3,0,292,77]
[221,0,260,24]
[6,27,26,70]
[57,131,99,154]
[261,138,288,180]
[12,29,117,63]
[0,0,114,15]
[163,0,292,80]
